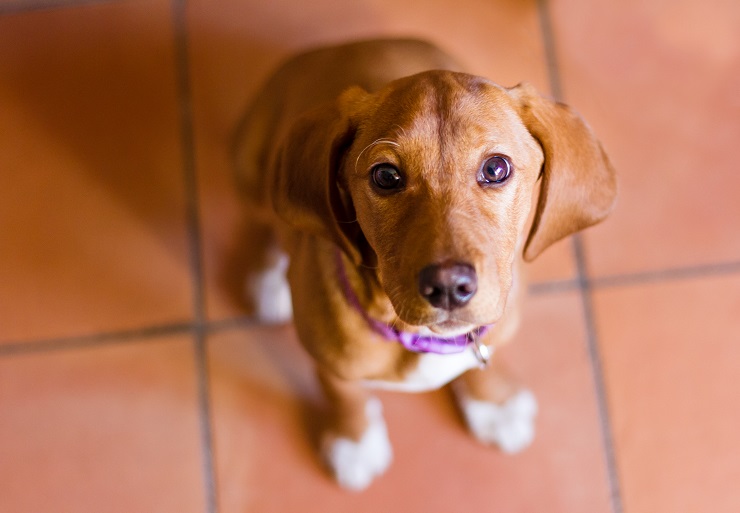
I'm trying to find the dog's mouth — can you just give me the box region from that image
[424,319,479,337]
[395,304,497,337]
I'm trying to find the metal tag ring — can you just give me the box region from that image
[468,331,492,367]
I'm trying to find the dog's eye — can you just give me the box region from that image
[372,164,403,191]
[478,155,513,185]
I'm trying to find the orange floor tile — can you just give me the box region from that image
[0,1,193,342]
[1,0,738,512]
[551,0,740,277]
[0,335,206,513]
[594,276,740,513]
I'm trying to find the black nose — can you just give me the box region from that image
[418,262,478,310]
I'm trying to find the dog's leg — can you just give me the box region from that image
[452,357,538,453]
[317,369,393,491]
[245,230,293,324]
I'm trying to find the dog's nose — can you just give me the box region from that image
[418,262,478,310]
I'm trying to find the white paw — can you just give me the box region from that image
[321,398,393,491]
[246,250,292,324]
[458,389,538,454]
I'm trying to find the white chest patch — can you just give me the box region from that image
[363,346,482,393]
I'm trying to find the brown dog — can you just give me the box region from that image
[234,39,616,490]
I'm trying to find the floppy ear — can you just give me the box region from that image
[509,83,617,261]
[268,87,369,265]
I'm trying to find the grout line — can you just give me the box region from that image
[2,258,738,358]
[0,322,193,357]
[172,0,218,511]
[535,0,563,101]
[0,0,118,16]
[528,278,579,295]
[192,330,218,513]
[529,259,740,296]
[174,10,205,327]
[536,1,623,512]
[206,315,258,333]
[0,316,258,359]
[572,236,624,513]
[3,256,738,357]
[593,260,740,289]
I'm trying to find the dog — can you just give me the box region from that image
[233,38,616,490]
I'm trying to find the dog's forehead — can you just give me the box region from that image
[355,71,535,171]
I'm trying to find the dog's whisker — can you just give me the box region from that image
[393,124,409,140]
[354,138,401,172]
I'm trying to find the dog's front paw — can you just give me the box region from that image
[246,251,292,324]
[321,398,393,491]
[458,389,538,454]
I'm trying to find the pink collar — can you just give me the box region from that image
[335,251,491,360]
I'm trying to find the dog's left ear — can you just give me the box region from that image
[508,83,617,261]
[268,87,370,265]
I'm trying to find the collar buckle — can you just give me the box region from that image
[468,330,492,368]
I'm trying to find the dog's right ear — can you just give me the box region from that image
[268,87,370,265]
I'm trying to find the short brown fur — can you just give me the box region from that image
[234,38,616,486]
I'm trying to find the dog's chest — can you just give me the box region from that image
[362,347,481,392]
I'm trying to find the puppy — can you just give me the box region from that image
[234,38,616,490]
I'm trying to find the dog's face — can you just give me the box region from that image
[343,74,543,334]
[270,71,616,335]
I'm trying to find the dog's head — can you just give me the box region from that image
[269,71,616,335]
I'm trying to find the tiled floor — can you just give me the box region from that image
[1,0,738,512]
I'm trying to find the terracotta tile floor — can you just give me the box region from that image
[1,0,738,512]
